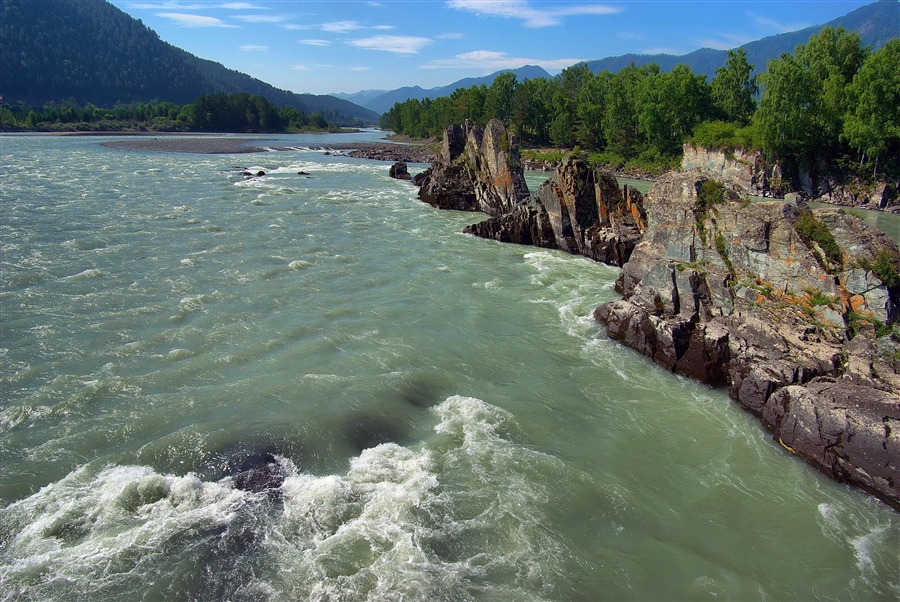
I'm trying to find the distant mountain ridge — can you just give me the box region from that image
[584,0,899,77]
[344,65,553,114]
[0,0,379,123]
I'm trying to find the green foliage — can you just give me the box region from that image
[858,249,900,289]
[378,24,894,193]
[805,288,838,306]
[794,208,843,269]
[693,179,729,244]
[714,232,736,278]
[711,48,758,125]
[690,120,760,152]
[3,93,323,133]
[846,310,893,339]
[842,39,900,179]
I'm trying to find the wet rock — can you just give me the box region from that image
[389,161,412,181]
[764,378,900,510]
[230,451,285,493]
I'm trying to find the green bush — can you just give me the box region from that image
[794,208,843,269]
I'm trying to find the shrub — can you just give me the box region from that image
[794,208,843,269]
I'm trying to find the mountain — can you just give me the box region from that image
[584,0,899,77]
[0,0,379,123]
[332,89,390,106]
[361,65,553,114]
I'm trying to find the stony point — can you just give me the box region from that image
[402,119,900,511]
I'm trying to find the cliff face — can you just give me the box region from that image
[682,143,900,213]
[595,172,900,510]
[681,143,776,197]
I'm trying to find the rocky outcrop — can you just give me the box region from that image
[418,121,645,266]
[681,143,783,197]
[389,161,411,180]
[594,171,900,510]
[416,119,530,216]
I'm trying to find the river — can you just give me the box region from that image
[1,133,897,601]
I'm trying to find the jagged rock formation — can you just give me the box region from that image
[415,119,529,215]
[415,120,646,267]
[594,171,900,510]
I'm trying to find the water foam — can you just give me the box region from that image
[0,396,565,601]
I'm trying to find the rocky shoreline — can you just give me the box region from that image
[405,120,900,511]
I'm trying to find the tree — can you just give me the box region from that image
[757,27,867,174]
[843,39,900,177]
[640,64,712,156]
[483,72,517,125]
[711,48,758,125]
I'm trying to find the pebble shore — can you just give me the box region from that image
[102,137,436,163]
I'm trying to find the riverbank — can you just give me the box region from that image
[101,136,436,162]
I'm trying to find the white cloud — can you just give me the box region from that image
[219,2,265,8]
[436,32,465,40]
[157,12,238,27]
[348,35,433,54]
[321,20,366,32]
[298,39,331,46]
[447,0,619,28]
[130,2,206,9]
[292,64,311,71]
[282,24,310,30]
[351,66,371,71]
[240,44,267,51]
[693,32,755,51]
[233,14,288,23]
[423,49,583,70]
[747,12,810,34]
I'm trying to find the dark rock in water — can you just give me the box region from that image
[763,378,899,504]
[389,161,412,181]
[298,171,310,175]
[232,453,285,493]
[242,171,252,176]
[256,170,266,177]
[417,162,479,211]
[345,416,402,451]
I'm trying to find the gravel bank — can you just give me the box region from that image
[102,138,436,162]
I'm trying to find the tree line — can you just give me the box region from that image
[0,92,337,133]
[381,28,899,184]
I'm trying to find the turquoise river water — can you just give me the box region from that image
[1,133,898,601]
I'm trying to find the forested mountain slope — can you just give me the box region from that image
[0,0,378,122]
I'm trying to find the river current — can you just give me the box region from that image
[1,133,897,601]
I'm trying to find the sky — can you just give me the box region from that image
[107,1,876,96]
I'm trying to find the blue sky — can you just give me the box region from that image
[108,1,874,95]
